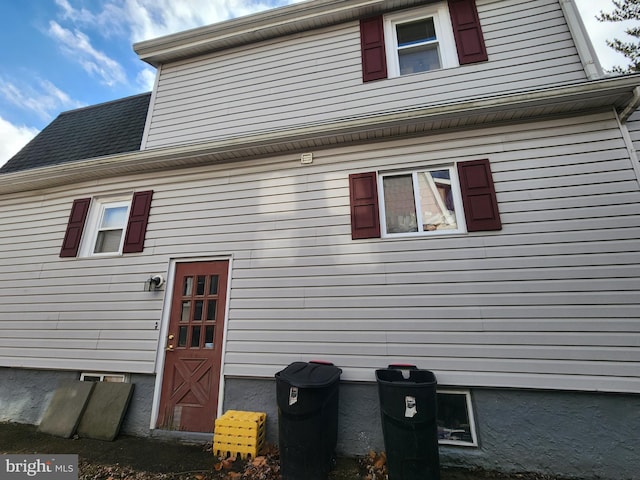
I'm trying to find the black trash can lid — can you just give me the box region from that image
[276,361,342,388]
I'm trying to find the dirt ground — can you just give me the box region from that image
[0,422,566,480]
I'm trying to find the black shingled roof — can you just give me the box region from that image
[0,92,151,174]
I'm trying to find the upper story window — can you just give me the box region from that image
[360,0,488,83]
[86,198,131,256]
[380,167,464,236]
[59,190,153,258]
[384,5,459,77]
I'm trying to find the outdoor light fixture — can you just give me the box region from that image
[145,274,165,291]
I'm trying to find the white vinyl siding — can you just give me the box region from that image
[1,111,639,394]
[143,0,586,149]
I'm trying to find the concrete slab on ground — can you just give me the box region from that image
[37,381,95,438]
[77,382,135,441]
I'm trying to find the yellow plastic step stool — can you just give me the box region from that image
[213,410,266,459]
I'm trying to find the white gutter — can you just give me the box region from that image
[1,76,639,195]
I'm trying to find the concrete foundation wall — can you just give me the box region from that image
[0,367,155,436]
[223,377,640,480]
[3,368,638,479]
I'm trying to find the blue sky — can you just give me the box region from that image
[0,0,634,168]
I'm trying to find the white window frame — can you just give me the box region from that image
[378,165,466,238]
[80,372,130,383]
[437,389,478,447]
[79,196,131,257]
[384,3,459,77]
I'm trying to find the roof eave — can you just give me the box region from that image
[1,76,639,195]
[133,0,430,66]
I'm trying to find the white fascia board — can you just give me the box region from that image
[133,0,424,66]
[560,0,604,80]
[1,76,639,195]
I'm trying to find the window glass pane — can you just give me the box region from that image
[396,17,436,46]
[178,326,187,347]
[196,276,206,295]
[383,174,418,233]
[103,375,125,383]
[194,300,203,321]
[205,326,214,349]
[437,393,473,443]
[207,300,217,321]
[183,277,193,296]
[417,170,457,231]
[94,229,123,253]
[181,301,190,322]
[191,326,201,348]
[209,275,219,295]
[100,206,127,229]
[399,44,441,74]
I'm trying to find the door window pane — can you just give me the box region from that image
[181,301,190,322]
[178,326,187,347]
[191,326,201,348]
[196,276,206,295]
[207,300,217,321]
[209,275,219,295]
[183,277,193,296]
[205,326,214,349]
[194,300,203,321]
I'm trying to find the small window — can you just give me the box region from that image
[379,166,465,237]
[384,4,459,77]
[80,372,129,383]
[80,197,131,257]
[437,390,477,446]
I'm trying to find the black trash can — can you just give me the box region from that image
[376,365,440,480]
[276,361,342,480]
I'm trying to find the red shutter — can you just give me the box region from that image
[448,0,488,65]
[60,198,91,258]
[349,172,381,239]
[122,190,153,253]
[457,159,501,232]
[360,16,388,82]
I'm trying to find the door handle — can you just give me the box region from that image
[166,334,175,351]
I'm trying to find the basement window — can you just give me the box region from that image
[437,390,477,446]
[80,372,129,383]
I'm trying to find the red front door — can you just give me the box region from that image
[157,260,229,432]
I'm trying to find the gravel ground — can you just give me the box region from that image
[1,422,569,480]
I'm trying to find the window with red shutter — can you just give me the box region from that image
[349,172,381,239]
[448,0,488,64]
[457,159,501,231]
[360,16,388,82]
[359,1,487,80]
[350,160,500,239]
[59,191,154,257]
[60,198,91,257]
[123,190,153,253]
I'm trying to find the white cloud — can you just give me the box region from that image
[0,77,84,121]
[48,20,127,86]
[0,117,39,168]
[57,0,302,44]
[136,67,157,92]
